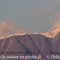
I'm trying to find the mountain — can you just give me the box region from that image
[0,33,60,60]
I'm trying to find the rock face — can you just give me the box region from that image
[0,33,60,60]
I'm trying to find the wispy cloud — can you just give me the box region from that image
[56,11,60,18]
[44,7,52,12]
[0,19,29,37]
[45,11,60,37]
[32,7,52,17]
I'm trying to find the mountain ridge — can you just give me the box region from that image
[0,31,60,40]
[0,32,60,60]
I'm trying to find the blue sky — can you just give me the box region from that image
[0,0,60,33]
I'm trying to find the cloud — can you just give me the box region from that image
[32,7,52,17]
[51,11,60,22]
[46,11,60,37]
[51,11,60,32]
[30,10,46,20]
[41,11,60,37]
[41,19,60,38]
[31,10,40,14]
[45,8,52,12]
[0,20,29,37]
[56,11,60,18]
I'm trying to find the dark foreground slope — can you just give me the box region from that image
[0,33,60,60]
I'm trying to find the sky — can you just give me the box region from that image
[0,0,60,33]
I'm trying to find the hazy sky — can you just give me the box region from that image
[0,0,60,33]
